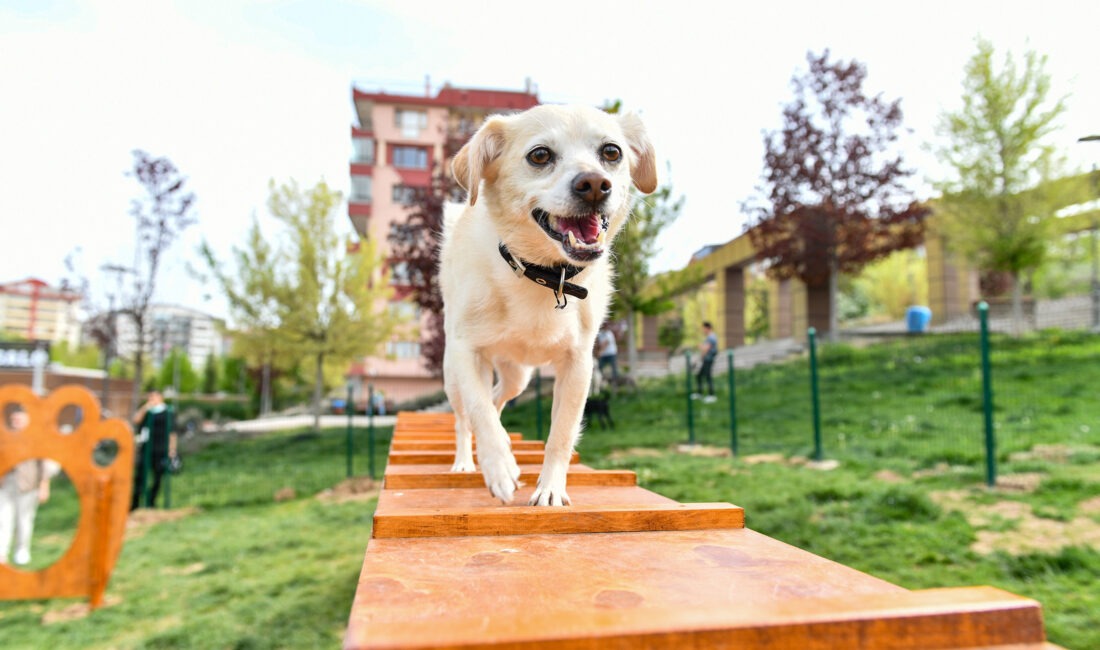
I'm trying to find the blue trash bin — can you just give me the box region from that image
[906,306,932,333]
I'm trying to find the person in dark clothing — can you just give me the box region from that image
[130,391,177,510]
[693,322,719,402]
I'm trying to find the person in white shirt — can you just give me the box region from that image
[0,409,59,566]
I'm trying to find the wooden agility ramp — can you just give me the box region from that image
[345,412,1055,649]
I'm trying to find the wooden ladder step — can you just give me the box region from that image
[373,502,743,539]
[385,450,580,465]
[382,464,637,489]
[390,440,546,452]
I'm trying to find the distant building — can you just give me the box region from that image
[0,278,83,346]
[113,303,225,372]
[346,81,540,405]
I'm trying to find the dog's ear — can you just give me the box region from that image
[452,116,507,205]
[618,112,658,194]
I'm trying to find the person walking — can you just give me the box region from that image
[693,322,719,403]
[595,323,619,381]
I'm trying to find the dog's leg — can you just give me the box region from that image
[447,344,521,502]
[444,356,475,472]
[530,353,591,506]
[492,359,533,415]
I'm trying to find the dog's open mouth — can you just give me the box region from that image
[532,208,610,263]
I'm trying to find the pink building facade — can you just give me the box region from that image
[347,83,539,408]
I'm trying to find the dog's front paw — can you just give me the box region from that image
[450,458,476,473]
[479,453,521,504]
[529,475,571,507]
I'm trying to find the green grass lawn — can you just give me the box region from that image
[2,330,1098,648]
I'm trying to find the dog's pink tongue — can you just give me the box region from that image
[560,214,601,244]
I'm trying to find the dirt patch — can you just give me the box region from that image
[1009,444,1073,463]
[1080,496,1100,515]
[931,490,1100,555]
[273,487,296,502]
[675,444,732,458]
[994,473,1043,492]
[41,595,123,624]
[741,453,787,465]
[316,477,382,503]
[126,507,199,540]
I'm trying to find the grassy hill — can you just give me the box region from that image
[3,329,1098,648]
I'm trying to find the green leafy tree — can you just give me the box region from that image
[207,180,398,430]
[50,341,102,369]
[610,181,684,376]
[932,38,1067,329]
[155,348,199,394]
[202,352,219,394]
[201,217,292,415]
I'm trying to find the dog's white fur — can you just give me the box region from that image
[440,104,656,506]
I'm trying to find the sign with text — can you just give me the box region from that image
[0,342,50,369]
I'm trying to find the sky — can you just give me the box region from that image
[1,0,1097,322]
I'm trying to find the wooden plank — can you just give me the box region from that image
[372,502,743,539]
[376,485,677,512]
[346,529,1046,650]
[385,450,580,466]
[391,432,525,442]
[390,440,545,452]
[383,464,637,489]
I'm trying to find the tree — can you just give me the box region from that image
[745,51,928,337]
[388,131,467,375]
[206,180,398,431]
[154,348,198,394]
[201,219,289,415]
[610,181,683,376]
[931,38,1067,329]
[118,151,197,408]
[201,352,219,394]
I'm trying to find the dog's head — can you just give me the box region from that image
[452,105,657,266]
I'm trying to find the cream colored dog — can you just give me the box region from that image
[440,105,656,506]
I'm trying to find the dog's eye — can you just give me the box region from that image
[600,144,622,163]
[526,147,553,166]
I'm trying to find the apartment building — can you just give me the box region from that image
[0,277,83,346]
[113,303,226,372]
[347,82,539,405]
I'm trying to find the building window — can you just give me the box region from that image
[352,137,375,164]
[351,175,372,203]
[392,146,428,170]
[385,340,422,360]
[395,109,428,138]
[391,184,425,206]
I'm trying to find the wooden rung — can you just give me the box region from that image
[385,450,580,466]
[390,440,545,452]
[391,432,525,442]
[377,485,676,511]
[372,502,744,539]
[347,529,1046,650]
[382,464,637,489]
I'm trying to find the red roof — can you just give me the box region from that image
[353,85,539,111]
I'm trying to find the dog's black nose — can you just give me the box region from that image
[572,172,612,205]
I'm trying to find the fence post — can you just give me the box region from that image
[535,369,543,442]
[142,412,153,508]
[979,302,996,487]
[685,350,695,445]
[808,327,823,461]
[367,383,376,480]
[346,384,354,478]
[727,349,738,456]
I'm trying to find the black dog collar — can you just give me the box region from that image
[498,242,589,309]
